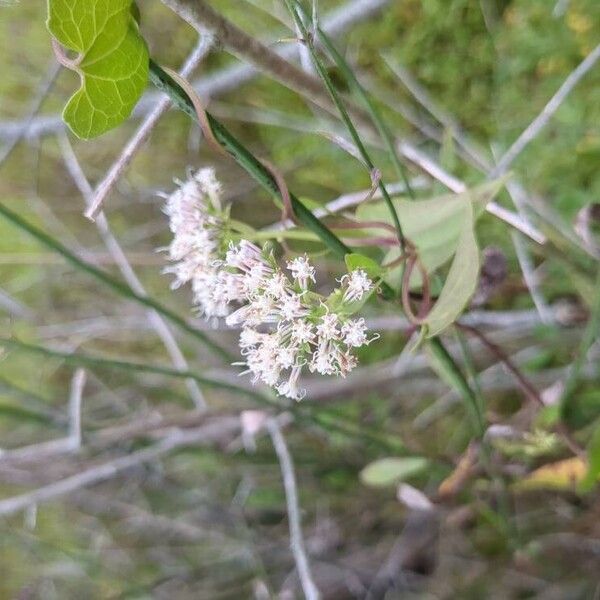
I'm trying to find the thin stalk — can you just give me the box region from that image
[282,0,406,249]
[454,328,520,550]
[560,266,600,416]
[454,329,486,437]
[0,201,232,362]
[428,333,484,437]
[149,60,350,261]
[309,16,415,200]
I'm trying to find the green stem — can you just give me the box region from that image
[0,201,232,361]
[149,60,350,260]
[428,335,485,437]
[560,266,600,416]
[282,0,406,249]
[310,19,416,201]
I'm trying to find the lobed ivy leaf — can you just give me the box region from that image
[47,0,149,139]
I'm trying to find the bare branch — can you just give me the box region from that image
[68,368,86,450]
[492,43,600,177]
[0,417,239,518]
[57,134,208,411]
[267,418,320,600]
[159,0,339,118]
[511,231,554,324]
[0,287,34,319]
[0,59,60,168]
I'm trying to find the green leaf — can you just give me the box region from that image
[360,457,429,487]
[344,253,383,279]
[580,423,600,493]
[424,201,479,337]
[47,0,149,138]
[356,179,505,289]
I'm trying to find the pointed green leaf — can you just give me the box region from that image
[424,201,480,337]
[356,179,505,289]
[47,0,149,138]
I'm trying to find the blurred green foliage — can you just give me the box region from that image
[0,0,599,597]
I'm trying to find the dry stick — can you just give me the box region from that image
[68,368,86,450]
[492,43,600,178]
[0,408,211,466]
[0,288,34,319]
[267,418,320,600]
[366,307,548,332]
[0,418,239,518]
[0,369,87,464]
[0,59,60,168]
[511,230,554,325]
[160,0,339,116]
[0,0,391,141]
[58,135,208,411]
[160,0,538,242]
[86,35,213,220]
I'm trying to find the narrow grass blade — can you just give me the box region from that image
[0,201,231,361]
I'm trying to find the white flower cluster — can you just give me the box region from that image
[223,241,378,400]
[162,168,239,321]
[162,169,379,401]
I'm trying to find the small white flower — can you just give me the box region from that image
[337,350,357,377]
[195,167,222,208]
[162,169,242,322]
[316,313,340,340]
[279,293,307,321]
[265,272,289,299]
[277,365,305,401]
[276,345,298,370]
[342,269,373,303]
[163,179,379,401]
[310,342,337,375]
[290,320,315,345]
[341,318,368,347]
[239,327,263,349]
[287,255,316,290]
